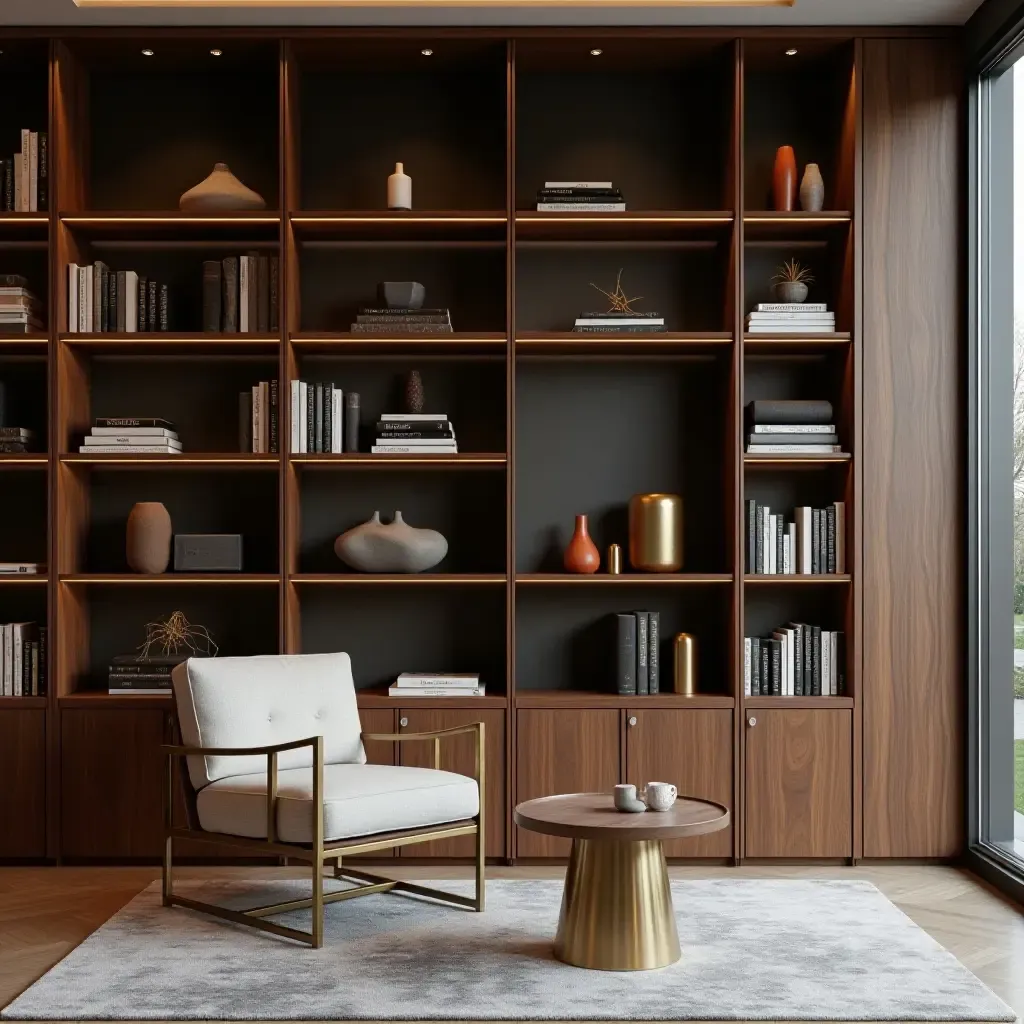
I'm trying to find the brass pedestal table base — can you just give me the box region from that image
[514,792,730,972]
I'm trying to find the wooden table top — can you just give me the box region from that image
[513,792,730,841]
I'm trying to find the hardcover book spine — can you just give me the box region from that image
[760,641,770,696]
[744,637,751,696]
[323,382,331,457]
[147,279,157,332]
[221,258,238,332]
[136,275,146,332]
[79,265,89,333]
[269,257,279,332]
[647,611,659,695]
[811,510,821,574]
[37,132,47,210]
[239,256,249,333]
[290,380,300,453]
[38,626,46,696]
[114,271,125,332]
[252,385,261,453]
[307,384,315,453]
[751,638,761,695]
[835,501,846,573]
[746,499,757,574]
[827,504,837,574]
[792,624,804,696]
[314,383,323,453]
[822,630,832,697]
[257,255,270,333]
[776,514,784,576]
[269,379,278,454]
[770,639,782,696]
[202,261,222,333]
[28,132,37,212]
[30,641,38,696]
[92,261,104,334]
[615,613,637,695]
[635,612,649,696]
[746,399,834,425]
[811,626,822,696]
[836,632,845,695]
[247,253,259,334]
[158,284,169,331]
[2,159,12,211]
[755,503,764,574]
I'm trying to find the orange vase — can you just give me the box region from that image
[564,514,601,574]
[772,146,798,212]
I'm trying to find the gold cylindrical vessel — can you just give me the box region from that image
[673,633,698,695]
[607,543,622,575]
[628,493,683,572]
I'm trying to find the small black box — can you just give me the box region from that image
[173,534,243,572]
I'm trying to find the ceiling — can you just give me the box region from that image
[0,0,987,27]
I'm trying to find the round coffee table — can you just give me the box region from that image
[514,791,729,972]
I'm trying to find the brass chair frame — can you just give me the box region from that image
[161,722,486,948]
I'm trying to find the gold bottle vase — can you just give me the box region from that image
[628,494,684,572]
[673,633,698,695]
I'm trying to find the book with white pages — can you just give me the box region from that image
[396,673,481,687]
[388,686,486,697]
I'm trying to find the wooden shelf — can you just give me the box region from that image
[59,692,172,709]
[743,211,852,240]
[60,212,281,240]
[356,688,508,709]
[745,696,854,709]
[744,453,852,468]
[515,573,732,585]
[289,453,506,468]
[744,574,852,584]
[291,211,507,242]
[0,456,48,468]
[516,333,732,355]
[516,690,735,709]
[515,210,733,243]
[291,573,506,585]
[0,335,49,355]
[0,696,49,709]
[0,575,48,585]
[0,214,49,226]
[61,334,280,355]
[291,333,506,355]
[59,574,280,585]
[744,333,851,353]
[59,453,280,469]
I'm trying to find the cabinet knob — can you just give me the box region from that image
[628,716,637,727]
[399,717,409,728]
[747,716,757,727]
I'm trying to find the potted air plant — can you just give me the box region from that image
[772,258,814,304]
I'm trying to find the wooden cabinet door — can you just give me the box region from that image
[625,708,733,858]
[398,709,505,858]
[61,709,166,859]
[0,709,47,858]
[515,709,620,858]
[744,709,852,858]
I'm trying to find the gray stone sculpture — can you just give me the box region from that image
[334,511,448,573]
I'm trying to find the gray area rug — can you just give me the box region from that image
[2,879,1015,1021]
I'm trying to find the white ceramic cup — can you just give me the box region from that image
[643,781,678,811]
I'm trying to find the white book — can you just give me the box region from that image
[90,427,179,438]
[756,302,829,312]
[388,686,486,697]
[107,688,170,695]
[748,444,844,454]
[744,637,752,697]
[289,380,300,453]
[12,623,28,697]
[92,264,103,333]
[372,445,458,454]
[574,317,665,327]
[751,424,836,434]
[86,265,96,333]
[772,631,788,696]
[544,181,613,188]
[373,437,458,446]
[28,132,38,213]
[333,387,342,453]
[761,505,771,575]
[3,624,12,696]
[746,324,837,334]
[747,311,835,321]
[782,535,791,575]
[831,632,839,695]
[769,514,778,575]
[788,523,797,576]
[13,152,21,212]
[396,673,480,686]
[20,130,30,211]
[834,502,846,573]
[79,445,181,454]
[0,563,44,574]
[822,631,832,697]
[124,271,138,333]
[536,202,626,212]
[239,257,250,333]
[299,382,308,453]
[380,413,449,422]
[252,384,261,453]
[68,263,79,334]
[84,435,182,450]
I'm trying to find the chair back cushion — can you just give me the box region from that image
[172,652,365,790]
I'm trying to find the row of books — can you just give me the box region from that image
[350,307,453,335]
[67,264,169,334]
[746,302,835,334]
[0,279,43,334]
[0,131,46,212]
[290,380,346,453]
[573,311,666,334]
[374,413,456,454]
[614,611,661,695]
[745,400,842,454]
[203,256,280,334]
[79,418,180,455]
[240,381,280,454]
[536,181,625,212]
[108,653,187,694]
[387,672,484,697]
[0,427,37,454]
[746,501,846,575]
[744,626,844,697]
[0,623,46,697]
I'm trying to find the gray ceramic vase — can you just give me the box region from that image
[378,281,425,309]
[334,511,448,573]
[773,281,809,303]
[799,163,825,213]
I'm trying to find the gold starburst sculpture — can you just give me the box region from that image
[138,610,219,660]
[590,268,643,315]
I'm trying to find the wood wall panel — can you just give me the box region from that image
[0,710,47,858]
[862,38,963,858]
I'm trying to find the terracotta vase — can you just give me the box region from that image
[179,163,266,213]
[772,146,798,212]
[126,502,172,574]
[564,515,600,574]
[799,163,825,212]
[334,511,447,573]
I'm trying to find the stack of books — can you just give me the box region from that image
[573,311,665,333]
[108,653,188,695]
[745,302,836,334]
[289,380,343,453]
[613,611,661,695]
[0,428,36,454]
[373,413,456,454]
[746,501,846,575]
[0,622,45,696]
[204,256,279,334]
[536,181,625,212]
[239,380,279,454]
[0,562,45,575]
[67,264,169,333]
[0,130,47,212]
[744,625,844,697]
[350,307,453,335]
[0,276,43,334]
[745,400,842,455]
[388,672,485,697]
[80,417,181,455]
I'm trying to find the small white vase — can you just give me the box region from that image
[799,163,825,213]
[179,163,266,213]
[388,162,412,210]
[334,511,447,573]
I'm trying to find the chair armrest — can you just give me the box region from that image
[161,735,321,758]
[362,721,485,780]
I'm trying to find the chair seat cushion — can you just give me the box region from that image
[196,763,479,844]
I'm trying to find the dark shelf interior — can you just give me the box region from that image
[300,584,507,691]
[515,358,730,573]
[79,469,279,574]
[0,249,48,331]
[299,469,506,574]
[0,42,49,203]
[515,584,731,694]
[0,356,48,449]
[0,471,48,566]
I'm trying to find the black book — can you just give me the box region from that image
[811,509,821,574]
[307,385,315,455]
[239,391,252,452]
[360,307,449,316]
[269,256,279,333]
[22,638,31,697]
[158,284,169,331]
[760,641,770,696]
[538,188,623,197]
[95,417,175,429]
[635,611,649,696]
[745,399,834,425]
[746,499,757,574]
[827,504,837,574]
[376,429,454,440]
[38,626,46,696]
[1,159,11,211]
[106,266,116,333]
[810,626,822,696]
[776,514,785,575]
[770,639,782,696]
[269,379,278,454]
[374,420,450,433]
[222,257,239,333]
[257,255,270,333]
[615,613,637,695]
[246,250,259,334]
[755,503,764,574]
[0,441,29,453]
[750,637,761,695]
[95,261,109,333]
[787,622,805,696]
[202,261,222,333]
[648,611,659,695]
[322,381,331,455]
[356,313,451,325]
[137,275,147,332]
[314,383,323,453]
[147,279,157,333]
[115,270,126,332]
[111,653,188,666]
[37,132,47,210]
[0,274,29,288]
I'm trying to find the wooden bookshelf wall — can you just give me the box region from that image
[0,29,962,864]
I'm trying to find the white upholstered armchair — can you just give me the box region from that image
[163,652,485,947]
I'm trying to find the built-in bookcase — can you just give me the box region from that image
[0,30,870,864]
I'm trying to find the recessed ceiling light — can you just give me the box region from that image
[210,48,223,56]
[141,48,154,56]
[785,48,798,56]
[421,48,433,56]
[590,48,603,56]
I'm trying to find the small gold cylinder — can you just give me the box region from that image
[607,544,622,574]
[628,493,684,572]
[673,633,698,695]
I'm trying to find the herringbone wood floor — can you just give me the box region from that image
[0,864,1021,1020]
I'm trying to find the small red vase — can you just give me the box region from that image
[564,514,601,574]
[773,145,798,212]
